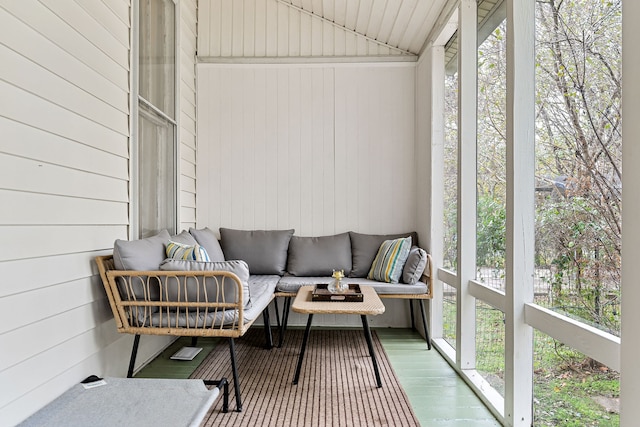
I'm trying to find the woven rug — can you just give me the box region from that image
[191,328,420,427]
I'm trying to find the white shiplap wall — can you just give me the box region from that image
[198,0,417,57]
[197,62,416,237]
[0,0,198,424]
[197,62,417,326]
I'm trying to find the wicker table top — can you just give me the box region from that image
[291,285,385,315]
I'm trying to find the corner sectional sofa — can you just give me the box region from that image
[95,227,432,412]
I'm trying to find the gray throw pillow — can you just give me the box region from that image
[219,228,294,275]
[170,230,198,246]
[189,227,226,262]
[287,233,352,276]
[159,259,251,308]
[113,229,171,271]
[349,231,418,277]
[402,246,428,284]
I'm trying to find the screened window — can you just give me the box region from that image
[137,0,177,238]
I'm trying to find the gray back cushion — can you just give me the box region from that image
[402,246,428,284]
[349,231,418,277]
[113,229,170,271]
[287,233,352,276]
[159,259,251,307]
[219,228,294,275]
[112,229,170,307]
[189,227,226,262]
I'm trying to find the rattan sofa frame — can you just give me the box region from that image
[95,255,274,412]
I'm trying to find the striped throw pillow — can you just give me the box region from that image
[367,237,412,283]
[166,240,211,262]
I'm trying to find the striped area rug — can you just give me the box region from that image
[191,327,420,427]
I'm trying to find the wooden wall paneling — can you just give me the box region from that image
[0,10,127,113]
[2,119,127,179]
[103,0,131,26]
[0,323,122,409]
[0,298,112,372]
[320,67,336,235]
[2,1,128,88]
[0,252,106,297]
[287,68,303,233]
[276,68,291,228]
[289,6,301,56]
[232,0,245,56]
[242,68,257,229]
[264,68,280,229]
[0,225,125,262]
[300,12,312,56]
[266,0,279,56]
[0,154,127,202]
[198,0,213,56]
[0,46,127,135]
[219,0,233,56]
[0,191,127,226]
[0,84,129,159]
[39,0,129,66]
[322,20,334,56]
[253,69,268,230]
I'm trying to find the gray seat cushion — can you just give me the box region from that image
[189,227,226,262]
[139,275,279,328]
[276,275,428,295]
[219,228,294,275]
[349,231,418,277]
[287,233,352,276]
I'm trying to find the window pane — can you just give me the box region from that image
[534,0,622,335]
[139,0,175,118]
[477,20,507,291]
[139,104,176,237]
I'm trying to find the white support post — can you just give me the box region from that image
[427,45,446,339]
[620,1,640,425]
[504,0,535,425]
[456,0,477,370]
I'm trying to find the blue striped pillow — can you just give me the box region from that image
[166,240,211,262]
[367,237,412,283]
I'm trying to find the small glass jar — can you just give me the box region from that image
[328,269,347,294]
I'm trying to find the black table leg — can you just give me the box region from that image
[292,313,314,385]
[361,315,382,388]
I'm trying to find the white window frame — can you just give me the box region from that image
[130,0,180,239]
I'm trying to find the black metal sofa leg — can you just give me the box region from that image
[278,296,291,348]
[262,308,273,349]
[127,334,141,378]
[418,300,432,350]
[228,338,242,412]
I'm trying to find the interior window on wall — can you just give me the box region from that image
[137,0,177,238]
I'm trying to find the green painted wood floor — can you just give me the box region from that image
[136,328,501,426]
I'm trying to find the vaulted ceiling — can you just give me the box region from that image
[276,0,451,55]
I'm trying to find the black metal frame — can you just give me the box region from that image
[203,377,230,413]
[292,313,383,388]
[278,295,432,350]
[125,306,274,413]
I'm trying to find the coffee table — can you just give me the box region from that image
[291,285,386,387]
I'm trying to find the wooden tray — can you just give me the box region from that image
[312,284,364,302]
